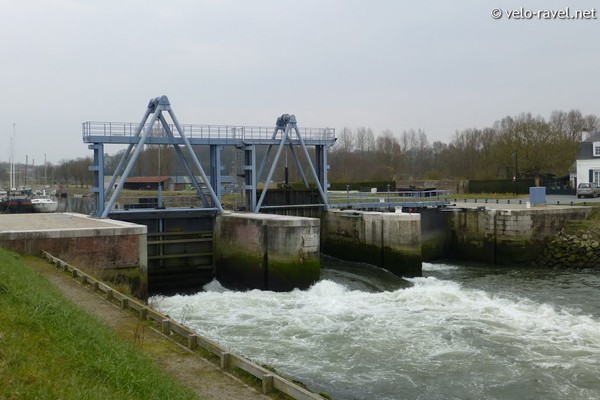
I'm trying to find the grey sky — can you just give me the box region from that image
[2,0,599,164]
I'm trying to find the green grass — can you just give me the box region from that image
[562,205,600,233]
[0,248,198,400]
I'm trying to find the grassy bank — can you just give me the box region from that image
[0,248,198,400]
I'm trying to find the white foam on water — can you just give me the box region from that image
[421,262,460,272]
[151,276,600,400]
[202,278,230,293]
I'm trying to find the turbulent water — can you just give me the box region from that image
[151,258,600,400]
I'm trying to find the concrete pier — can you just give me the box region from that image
[0,213,148,297]
[322,210,422,277]
[214,212,320,291]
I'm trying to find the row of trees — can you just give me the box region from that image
[329,109,599,182]
[2,109,597,190]
[0,157,93,189]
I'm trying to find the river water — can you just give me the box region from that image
[151,258,600,400]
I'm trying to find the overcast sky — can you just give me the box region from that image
[2,0,599,164]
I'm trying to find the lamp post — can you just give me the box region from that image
[512,150,518,196]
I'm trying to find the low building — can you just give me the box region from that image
[575,132,600,187]
[169,175,237,193]
[124,176,171,191]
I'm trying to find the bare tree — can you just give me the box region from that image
[329,127,356,181]
[72,157,93,187]
[495,113,576,182]
[55,160,72,186]
[550,109,599,142]
[355,127,375,154]
[335,127,355,153]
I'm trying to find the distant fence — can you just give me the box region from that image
[42,251,325,400]
[467,178,575,195]
[328,189,451,209]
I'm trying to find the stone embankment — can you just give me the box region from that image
[535,229,600,269]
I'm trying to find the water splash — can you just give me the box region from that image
[152,271,600,400]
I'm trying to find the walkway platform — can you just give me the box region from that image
[0,212,145,234]
[448,201,591,211]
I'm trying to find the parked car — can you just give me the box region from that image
[576,182,600,198]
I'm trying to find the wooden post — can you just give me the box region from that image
[220,352,231,369]
[162,319,171,335]
[262,374,274,394]
[188,334,197,350]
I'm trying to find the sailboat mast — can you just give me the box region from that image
[10,123,16,191]
[9,137,12,191]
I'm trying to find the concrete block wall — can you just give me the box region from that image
[448,207,592,265]
[322,210,421,277]
[487,211,534,237]
[214,212,320,291]
[484,209,591,238]
[0,213,148,298]
[0,213,147,271]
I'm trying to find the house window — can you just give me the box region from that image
[594,170,600,184]
[594,142,600,156]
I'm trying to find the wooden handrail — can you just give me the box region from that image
[41,251,324,400]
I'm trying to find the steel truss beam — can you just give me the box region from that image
[253,114,329,212]
[98,96,223,217]
[86,97,335,217]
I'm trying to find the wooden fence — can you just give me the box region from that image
[42,251,324,400]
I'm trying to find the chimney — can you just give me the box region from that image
[582,130,590,141]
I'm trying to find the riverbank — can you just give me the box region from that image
[0,248,269,400]
[534,207,600,268]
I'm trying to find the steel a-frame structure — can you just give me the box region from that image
[90,96,223,218]
[246,114,329,212]
[84,96,336,217]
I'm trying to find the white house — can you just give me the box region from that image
[576,131,600,187]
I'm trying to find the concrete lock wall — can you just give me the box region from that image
[0,213,147,270]
[420,209,452,261]
[322,210,422,277]
[0,213,148,298]
[448,207,592,265]
[109,210,215,297]
[214,212,320,291]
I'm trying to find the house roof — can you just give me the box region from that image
[125,176,171,184]
[169,176,236,184]
[170,176,204,184]
[577,132,600,160]
[583,131,600,142]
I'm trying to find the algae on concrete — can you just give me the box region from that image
[215,212,320,291]
[322,210,422,277]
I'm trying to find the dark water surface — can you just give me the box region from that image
[152,258,600,400]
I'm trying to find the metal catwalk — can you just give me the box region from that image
[83,95,336,217]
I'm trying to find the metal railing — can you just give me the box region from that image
[82,121,335,142]
[104,191,451,212]
[112,195,208,210]
[328,189,451,209]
